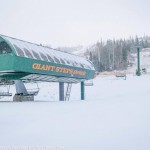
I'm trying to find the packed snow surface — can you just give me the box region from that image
[0,74,150,150]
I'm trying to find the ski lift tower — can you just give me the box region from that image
[137,47,141,76]
[136,36,150,76]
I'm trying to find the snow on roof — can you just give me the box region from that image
[1,35,94,70]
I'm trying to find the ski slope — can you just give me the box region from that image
[0,74,150,150]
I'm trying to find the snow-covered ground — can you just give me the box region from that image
[0,74,150,150]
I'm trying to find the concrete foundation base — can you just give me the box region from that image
[13,95,34,102]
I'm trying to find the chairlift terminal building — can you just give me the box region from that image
[0,35,95,82]
[0,35,95,101]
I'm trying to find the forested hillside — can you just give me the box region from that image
[84,36,150,71]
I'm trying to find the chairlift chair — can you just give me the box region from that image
[84,80,94,86]
[0,84,12,97]
[26,81,40,96]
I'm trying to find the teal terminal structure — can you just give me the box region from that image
[0,35,95,101]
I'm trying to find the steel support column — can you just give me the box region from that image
[15,80,28,95]
[81,81,85,100]
[14,80,34,102]
[59,82,64,101]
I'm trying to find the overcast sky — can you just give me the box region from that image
[0,0,150,47]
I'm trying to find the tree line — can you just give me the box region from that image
[84,36,150,72]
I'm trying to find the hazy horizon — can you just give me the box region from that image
[0,0,150,47]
